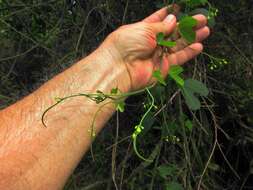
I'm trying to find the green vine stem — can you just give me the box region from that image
[132,88,155,163]
[40,84,157,162]
[41,84,155,127]
[89,101,114,161]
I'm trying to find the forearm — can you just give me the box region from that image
[0,45,130,189]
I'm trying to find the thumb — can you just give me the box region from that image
[151,14,177,35]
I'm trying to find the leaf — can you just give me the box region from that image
[182,79,209,110]
[111,87,118,94]
[190,8,209,17]
[156,32,164,43]
[116,101,125,112]
[169,65,184,75]
[157,164,177,179]
[151,85,166,103]
[153,70,166,86]
[169,66,184,86]
[156,32,176,47]
[182,86,201,110]
[158,40,176,47]
[184,79,209,97]
[207,17,216,28]
[140,112,155,137]
[185,119,193,131]
[179,16,198,43]
[187,0,208,7]
[166,182,184,190]
[172,75,185,87]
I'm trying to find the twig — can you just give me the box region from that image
[111,111,119,190]
[81,180,108,190]
[217,142,240,179]
[0,18,57,56]
[106,135,131,150]
[154,89,180,117]
[197,102,218,190]
[121,0,129,24]
[0,45,38,63]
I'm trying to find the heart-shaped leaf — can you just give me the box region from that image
[182,86,201,110]
[184,79,209,97]
[179,16,198,43]
[182,79,209,110]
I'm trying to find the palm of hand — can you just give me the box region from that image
[111,22,167,90]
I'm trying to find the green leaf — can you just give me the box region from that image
[166,182,184,190]
[158,40,176,47]
[157,164,177,179]
[184,79,209,97]
[208,17,216,28]
[172,75,185,86]
[190,8,209,17]
[153,70,166,86]
[169,65,184,75]
[156,32,176,47]
[182,79,209,110]
[182,86,201,110]
[169,66,184,86]
[140,112,155,137]
[179,16,198,43]
[185,119,193,131]
[116,101,125,112]
[111,87,118,94]
[187,0,208,7]
[156,32,164,43]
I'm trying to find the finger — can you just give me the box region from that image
[171,26,210,52]
[143,7,168,23]
[167,43,203,65]
[195,26,210,42]
[143,4,180,23]
[151,14,177,35]
[192,14,208,29]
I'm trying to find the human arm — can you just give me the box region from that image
[0,7,210,189]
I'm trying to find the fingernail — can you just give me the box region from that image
[165,14,176,22]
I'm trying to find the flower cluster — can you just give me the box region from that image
[165,135,180,144]
[208,8,219,19]
[209,58,229,70]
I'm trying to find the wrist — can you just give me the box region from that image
[78,44,132,94]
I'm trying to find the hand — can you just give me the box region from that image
[101,7,210,90]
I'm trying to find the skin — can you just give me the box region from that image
[0,7,210,190]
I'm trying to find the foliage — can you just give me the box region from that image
[178,16,198,43]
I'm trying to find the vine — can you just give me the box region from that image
[41,0,225,171]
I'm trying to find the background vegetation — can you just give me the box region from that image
[0,0,252,189]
